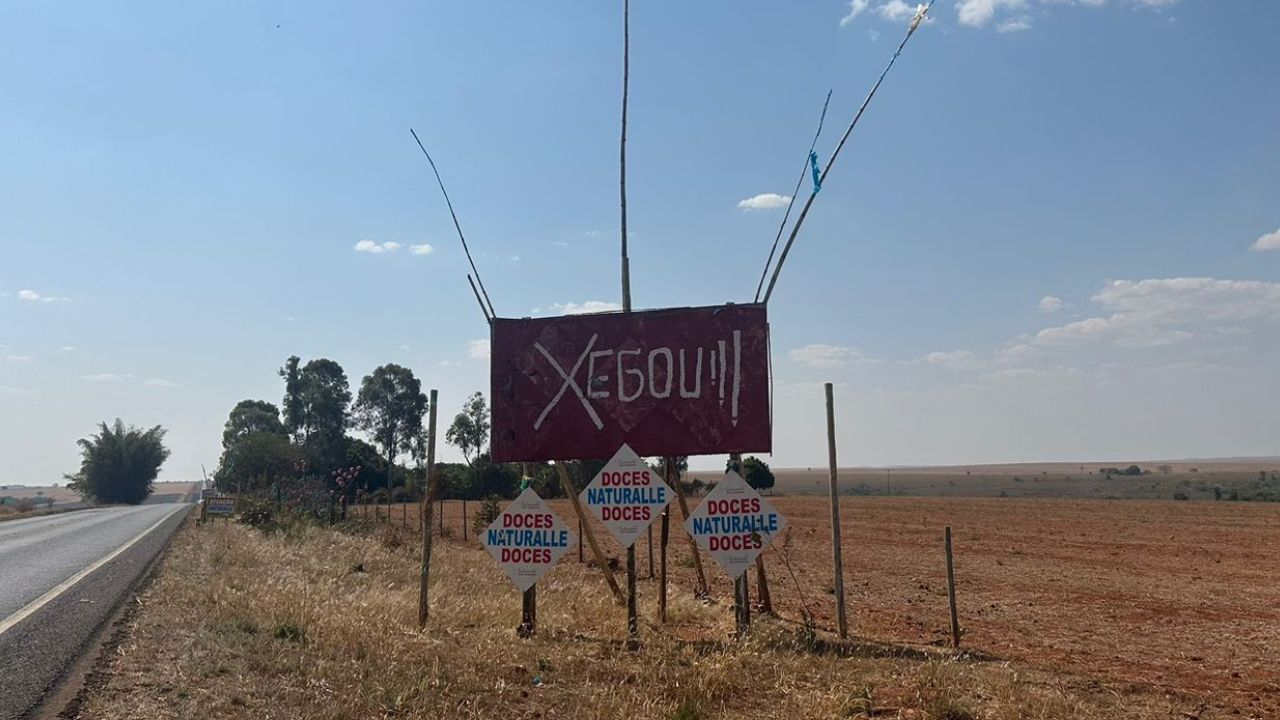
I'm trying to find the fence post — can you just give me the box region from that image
[945,526,960,649]
[418,389,439,628]
[825,382,848,639]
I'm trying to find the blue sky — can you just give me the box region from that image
[2,0,1278,483]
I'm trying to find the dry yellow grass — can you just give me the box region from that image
[69,511,1221,720]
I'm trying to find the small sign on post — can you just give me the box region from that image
[685,471,786,580]
[204,495,235,519]
[580,444,672,549]
[482,489,574,594]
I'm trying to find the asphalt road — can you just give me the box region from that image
[0,502,191,720]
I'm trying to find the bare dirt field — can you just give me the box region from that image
[385,493,1280,718]
[707,459,1280,500]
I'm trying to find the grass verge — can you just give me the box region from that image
[70,515,1197,719]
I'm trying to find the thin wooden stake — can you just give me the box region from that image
[945,526,960,649]
[626,546,638,641]
[418,389,439,628]
[463,498,468,541]
[518,585,537,638]
[826,382,849,639]
[729,452,750,636]
[670,469,709,597]
[647,524,655,579]
[755,555,773,615]
[578,516,584,562]
[557,461,625,604]
[658,509,669,622]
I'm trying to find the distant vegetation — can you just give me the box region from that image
[65,419,170,504]
[217,356,698,523]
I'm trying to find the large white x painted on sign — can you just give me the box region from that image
[533,333,605,431]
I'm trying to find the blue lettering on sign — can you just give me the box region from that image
[691,513,780,536]
[485,528,570,547]
[585,486,667,506]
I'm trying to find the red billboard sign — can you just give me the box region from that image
[490,304,771,462]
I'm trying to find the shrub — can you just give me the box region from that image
[272,621,304,642]
[238,501,276,531]
[472,495,502,536]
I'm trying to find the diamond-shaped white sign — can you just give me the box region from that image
[685,471,787,579]
[579,443,673,548]
[482,488,574,592]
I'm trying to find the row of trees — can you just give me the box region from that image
[217,355,778,506]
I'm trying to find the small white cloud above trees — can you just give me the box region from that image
[737,193,791,211]
[355,240,434,255]
[468,339,491,359]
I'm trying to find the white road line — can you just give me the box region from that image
[0,504,188,637]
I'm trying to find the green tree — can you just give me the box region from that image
[222,399,286,449]
[296,358,352,470]
[66,419,170,504]
[728,456,775,492]
[354,364,428,503]
[446,392,490,499]
[278,355,304,442]
[445,392,490,467]
[215,432,302,494]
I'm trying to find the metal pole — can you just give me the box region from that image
[826,382,849,639]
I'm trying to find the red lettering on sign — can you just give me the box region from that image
[602,506,651,522]
[503,513,554,528]
[707,498,761,516]
[501,548,552,564]
[708,534,762,552]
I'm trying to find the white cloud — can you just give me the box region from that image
[0,385,31,396]
[60,346,76,352]
[1038,295,1064,313]
[6,354,32,361]
[789,344,873,370]
[737,193,791,211]
[409,243,434,255]
[997,15,1032,32]
[840,0,870,26]
[354,239,403,254]
[1252,228,1280,252]
[535,300,624,316]
[980,365,1085,384]
[867,29,881,41]
[283,316,296,323]
[553,241,570,248]
[143,378,180,388]
[509,255,521,262]
[877,0,921,21]
[956,0,1027,28]
[82,373,133,382]
[16,289,70,303]
[920,350,981,370]
[1033,278,1280,349]
[468,339,491,359]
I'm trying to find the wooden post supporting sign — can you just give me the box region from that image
[556,462,625,604]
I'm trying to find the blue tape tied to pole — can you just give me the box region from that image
[809,151,822,193]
